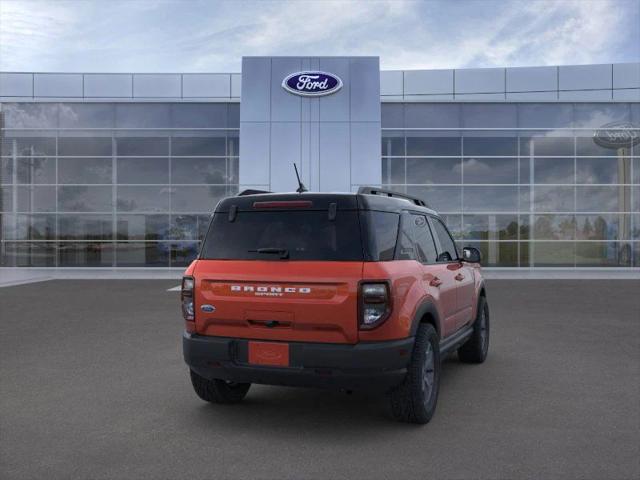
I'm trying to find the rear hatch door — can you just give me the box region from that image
[194,260,362,343]
[194,198,364,344]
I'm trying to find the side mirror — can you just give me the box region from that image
[462,247,482,264]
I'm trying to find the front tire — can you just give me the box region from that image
[389,323,440,424]
[189,369,251,404]
[458,296,490,364]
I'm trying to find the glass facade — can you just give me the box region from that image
[1,101,638,268]
[0,102,239,267]
[382,103,640,268]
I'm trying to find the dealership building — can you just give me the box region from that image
[0,57,639,271]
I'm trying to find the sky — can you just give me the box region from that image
[0,0,639,73]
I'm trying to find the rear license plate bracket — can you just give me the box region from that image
[248,341,290,367]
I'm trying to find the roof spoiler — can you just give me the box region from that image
[357,186,429,208]
[238,189,271,196]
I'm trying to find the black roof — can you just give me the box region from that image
[215,190,439,216]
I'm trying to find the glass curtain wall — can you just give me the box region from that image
[0,102,239,267]
[382,103,640,268]
[2,101,638,269]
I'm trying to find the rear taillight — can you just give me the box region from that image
[359,282,391,329]
[181,276,195,321]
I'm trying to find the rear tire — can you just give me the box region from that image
[189,369,251,404]
[389,323,440,424]
[458,296,490,364]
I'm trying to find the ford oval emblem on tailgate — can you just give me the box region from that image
[200,304,216,313]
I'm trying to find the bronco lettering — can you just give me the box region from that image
[230,285,311,294]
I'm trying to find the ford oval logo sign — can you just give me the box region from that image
[282,71,343,97]
[593,122,640,149]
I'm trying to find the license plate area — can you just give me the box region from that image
[248,341,290,367]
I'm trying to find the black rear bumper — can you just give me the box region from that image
[183,332,414,392]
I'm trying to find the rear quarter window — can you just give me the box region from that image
[361,211,400,261]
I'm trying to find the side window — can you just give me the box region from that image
[411,214,438,264]
[363,211,400,261]
[396,213,418,261]
[430,217,458,262]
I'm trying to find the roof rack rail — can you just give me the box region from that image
[238,189,271,196]
[357,186,428,208]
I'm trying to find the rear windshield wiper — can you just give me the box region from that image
[248,247,290,259]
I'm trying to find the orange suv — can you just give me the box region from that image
[182,187,489,424]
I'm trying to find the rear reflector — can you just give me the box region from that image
[253,200,313,209]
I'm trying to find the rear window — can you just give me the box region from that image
[201,210,363,261]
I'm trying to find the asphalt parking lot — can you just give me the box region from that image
[1,279,639,480]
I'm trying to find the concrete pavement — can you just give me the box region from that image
[1,279,639,479]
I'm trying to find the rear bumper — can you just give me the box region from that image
[183,332,414,392]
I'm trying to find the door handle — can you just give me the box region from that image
[429,277,443,287]
[455,273,465,281]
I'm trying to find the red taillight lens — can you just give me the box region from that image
[181,276,194,321]
[359,282,391,329]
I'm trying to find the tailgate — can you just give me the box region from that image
[194,260,363,344]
